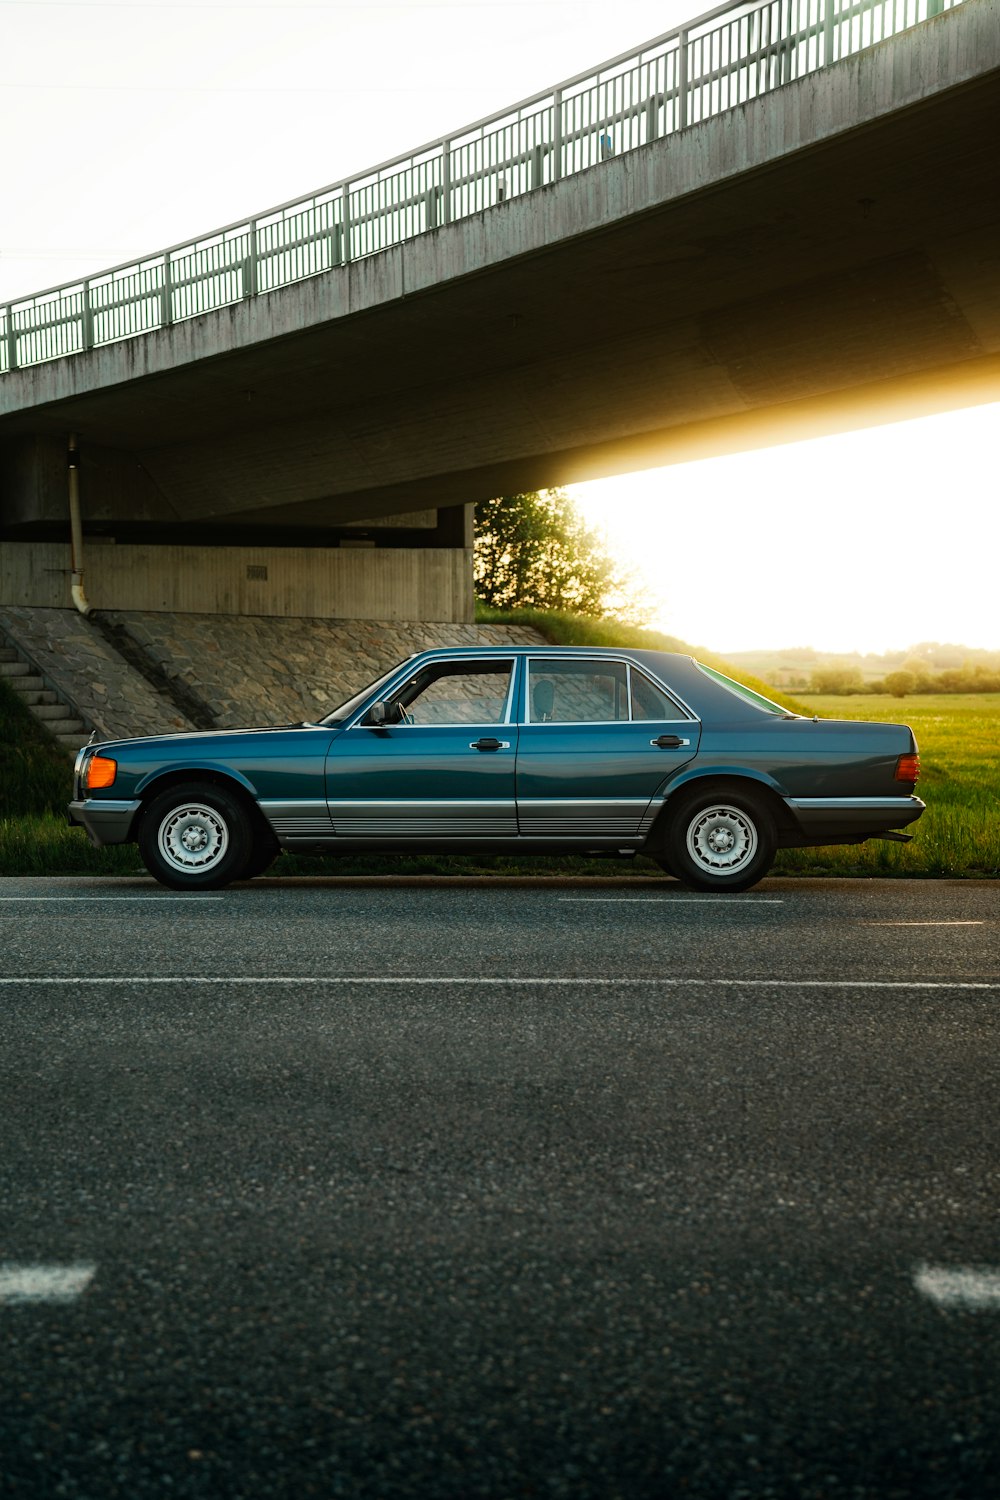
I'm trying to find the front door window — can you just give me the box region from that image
[383,660,514,726]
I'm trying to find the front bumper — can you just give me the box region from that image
[785,795,925,844]
[68,799,142,847]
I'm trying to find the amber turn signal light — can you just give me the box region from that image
[894,753,920,784]
[84,755,117,790]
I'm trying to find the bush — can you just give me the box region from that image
[808,667,865,695]
[884,670,916,698]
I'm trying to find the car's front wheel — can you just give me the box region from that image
[138,782,254,890]
[664,787,776,893]
[241,835,280,881]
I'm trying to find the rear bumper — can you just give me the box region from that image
[785,795,925,844]
[68,799,142,847]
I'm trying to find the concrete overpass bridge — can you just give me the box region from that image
[0,0,996,621]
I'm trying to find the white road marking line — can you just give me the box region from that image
[0,1263,96,1305]
[863,921,985,926]
[557,897,785,904]
[0,976,998,989]
[914,1264,1000,1311]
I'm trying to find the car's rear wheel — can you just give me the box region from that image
[665,787,776,893]
[138,782,254,890]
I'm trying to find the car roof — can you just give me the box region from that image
[401,646,775,723]
[407,645,693,661]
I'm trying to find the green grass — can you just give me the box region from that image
[0,674,76,820]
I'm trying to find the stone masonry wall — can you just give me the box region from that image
[106,613,545,729]
[0,606,545,742]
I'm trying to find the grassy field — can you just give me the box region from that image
[1,652,995,879]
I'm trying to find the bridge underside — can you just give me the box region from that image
[0,2,997,617]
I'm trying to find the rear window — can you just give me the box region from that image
[695,662,793,717]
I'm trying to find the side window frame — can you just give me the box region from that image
[348,657,518,729]
[526,656,628,725]
[525,657,694,725]
[627,664,695,723]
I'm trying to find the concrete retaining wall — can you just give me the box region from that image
[0,540,474,621]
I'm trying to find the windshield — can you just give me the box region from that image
[317,662,411,725]
[695,662,795,717]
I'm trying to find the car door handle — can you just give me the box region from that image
[470,737,510,751]
[651,734,690,748]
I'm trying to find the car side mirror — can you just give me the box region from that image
[368,700,387,726]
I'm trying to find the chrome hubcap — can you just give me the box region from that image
[686,805,756,872]
[159,804,229,872]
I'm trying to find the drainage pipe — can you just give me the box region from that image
[68,434,92,615]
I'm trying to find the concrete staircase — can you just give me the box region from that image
[0,642,91,753]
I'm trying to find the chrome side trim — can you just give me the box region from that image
[270,820,338,840]
[520,718,694,730]
[327,798,518,838]
[787,797,922,811]
[259,799,332,820]
[259,798,335,841]
[517,796,650,837]
[518,798,649,809]
[334,819,519,837]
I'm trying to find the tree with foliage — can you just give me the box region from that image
[808,666,865,695]
[474,489,650,623]
[884,670,917,698]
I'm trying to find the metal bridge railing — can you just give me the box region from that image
[0,0,960,377]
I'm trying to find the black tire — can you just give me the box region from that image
[665,786,776,893]
[240,836,280,881]
[138,781,255,891]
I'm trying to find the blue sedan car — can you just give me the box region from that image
[69,647,924,893]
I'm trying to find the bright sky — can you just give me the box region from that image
[569,402,1000,656]
[1,0,995,656]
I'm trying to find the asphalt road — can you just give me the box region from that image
[2,875,999,1500]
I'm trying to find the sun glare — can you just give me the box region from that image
[568,402,999,656]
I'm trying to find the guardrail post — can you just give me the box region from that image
[81,281,94,350]
[4,306,15,371]
[530,142,545,189]
[646,91,660,143]
[552,90,563,182]
[342,184,352,263]
[927,0,944,13]
[441,140,452,224]
[425,185,438,230]
[245,221,259,298]
[161,255,173,327]
[677,30,689,131]
[824,0,837,63]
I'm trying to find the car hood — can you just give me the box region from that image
[89,722,340,755]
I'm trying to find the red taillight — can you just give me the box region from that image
[895,752,920,784]
[84,755,117,790]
